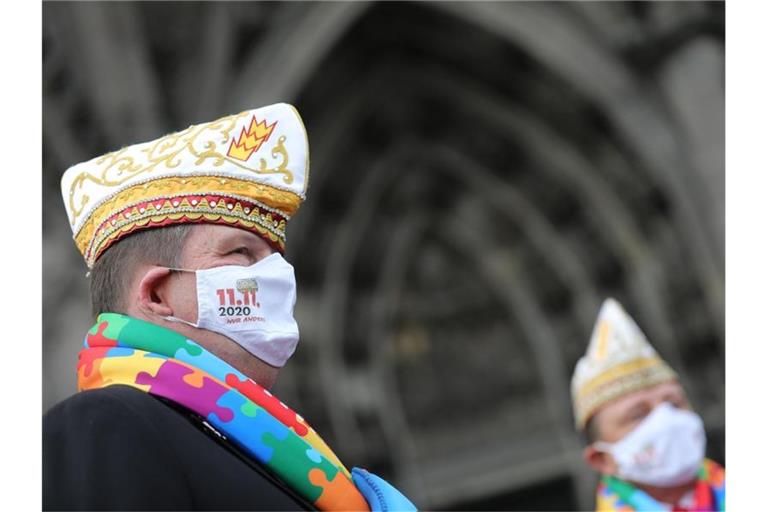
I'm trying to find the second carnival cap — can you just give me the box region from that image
[61,103,309,268]
[570,298,677,430]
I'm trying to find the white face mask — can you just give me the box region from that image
[164,252,299,368]
[594,402,706,487]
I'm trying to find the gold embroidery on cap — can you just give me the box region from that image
[68,111,293,227]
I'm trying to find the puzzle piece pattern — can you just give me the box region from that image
[596,482,635,512]
[77,347,112,390]
[101,314,131,340]
[224,373,309,435]
[707,459,725,487]
[262,431,339,503]
[79,348,166,391]
[223,373,350,478]
[135,359,232,422]
[78,346,111,378]
[311,468,371,511]
[84,321,119,348]
[103,349,165,389]
[80,320,121,388]
[173,342,241,383]
[119,315,202,357]
[212,389,288,462]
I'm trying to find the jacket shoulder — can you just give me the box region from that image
[45,384,166,419]
[43,384,182,453]
[43,385,192,510]
[43,385,316,511]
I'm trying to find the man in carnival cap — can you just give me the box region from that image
[572,298,724,511]
[43,103,416,512]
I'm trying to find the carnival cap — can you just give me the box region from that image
[61,103,309,268]
[571,298,677,430]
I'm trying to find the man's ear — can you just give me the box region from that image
[136,267,175,318]
[583,444,618,476]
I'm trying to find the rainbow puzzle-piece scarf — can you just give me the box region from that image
[78,313,369,511]
[596,459,725,512]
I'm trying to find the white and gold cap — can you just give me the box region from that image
[61,103,309,268]
[571,298,677,429]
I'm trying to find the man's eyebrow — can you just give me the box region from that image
[619,402,647,420]
[215,233,257,248]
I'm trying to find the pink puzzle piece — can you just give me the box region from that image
[137,360,234,422]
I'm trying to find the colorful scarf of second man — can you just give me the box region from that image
[78,313,369,511]
[596,458,725,512]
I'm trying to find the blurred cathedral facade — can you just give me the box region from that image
[43,2,724,510]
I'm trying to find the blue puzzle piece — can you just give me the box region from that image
[306,447,322,464]
[173,341,246,384]
[212,389,290,463]
[106,347,135,358]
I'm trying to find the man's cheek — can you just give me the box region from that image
[175,280,199,323]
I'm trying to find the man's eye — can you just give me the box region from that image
[229,247,250,256]
[626,407,649,423]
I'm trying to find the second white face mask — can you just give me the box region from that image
[165,252,300,368]
[595,402,706,487]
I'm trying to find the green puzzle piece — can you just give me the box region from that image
[113,314,202,357]
[91,313,129,340]
[240,400,260,417]
[262,432,339,503]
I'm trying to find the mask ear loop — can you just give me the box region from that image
[164,314,199,328]
[592,441,614,453]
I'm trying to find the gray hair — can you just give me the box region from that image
[89,224,193,317]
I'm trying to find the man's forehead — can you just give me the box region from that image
[187,224,270,247]
[190,224,267,244]
[598,380,684,417]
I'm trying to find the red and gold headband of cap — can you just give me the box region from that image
[61,103,309,268]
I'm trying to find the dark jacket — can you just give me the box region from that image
[43,384,315,511]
